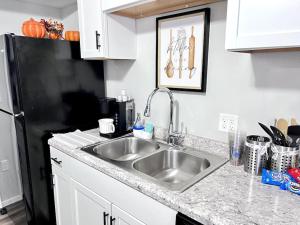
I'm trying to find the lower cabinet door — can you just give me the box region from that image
[112,204,146,225]
[71,179,111,225]
[52,165,72,225]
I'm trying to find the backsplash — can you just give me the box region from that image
[154,126,228,158]
[105,1,300,142]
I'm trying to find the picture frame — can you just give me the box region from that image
[156,8,210,92]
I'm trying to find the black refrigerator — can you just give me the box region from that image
[0,34,105,225]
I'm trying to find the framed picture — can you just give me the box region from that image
[156,8,210,92]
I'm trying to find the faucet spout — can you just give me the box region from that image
[144,88,174,143]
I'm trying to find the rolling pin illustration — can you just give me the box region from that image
[165,29,174,78]
[188,26,195,79]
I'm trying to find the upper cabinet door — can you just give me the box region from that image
[102,0,154,12]
[225,0,300,51]
[77,0,105,58]
[71,179,111,225]
[77,0,137,59]
[111,204,146,225]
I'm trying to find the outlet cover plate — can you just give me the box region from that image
[219,113,239,132]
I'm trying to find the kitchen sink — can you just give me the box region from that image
[133,150,210,184]
[92,137,159,161]
[81,136,228,192]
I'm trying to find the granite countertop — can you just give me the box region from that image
[48,130,300,225]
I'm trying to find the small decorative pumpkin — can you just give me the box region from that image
[65,31,80,41]
[22,18,46,38]
[48,32,60,40]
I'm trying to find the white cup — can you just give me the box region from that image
[99,118,115,134]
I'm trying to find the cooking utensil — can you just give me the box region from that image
[165,29,174,78]
[276,118,288,136]
[258,122,276,141]
[286,135,293,147]
[188,26,195,79]
[287,125,300,136]
[295,138,300,145]
[289,137,300,147]
[177,28,186,79]
[270,126,288,146]
[291,118,298,125]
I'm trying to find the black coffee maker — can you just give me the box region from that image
[97,97,135,138]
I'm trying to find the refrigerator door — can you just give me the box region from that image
[11,35,105,225]
[0,111,23,208]
[14,114,33,223]
[0,36,13,114]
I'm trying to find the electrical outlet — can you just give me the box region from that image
[0,160,9,172]
[219,113,239,132]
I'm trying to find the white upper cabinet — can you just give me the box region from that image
[77,0,136,59]
[225,0,300,51]
[102,0,154,12]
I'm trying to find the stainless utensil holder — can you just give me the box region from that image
[244,135,271,175]
[270,144,300,173]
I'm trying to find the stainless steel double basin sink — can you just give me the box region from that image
[81,136,227,192]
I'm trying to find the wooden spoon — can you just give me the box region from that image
[276,118,288,136]
[165,29,174,78]
[291,118,298,125]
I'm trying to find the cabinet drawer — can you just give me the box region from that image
[50,147,72,173]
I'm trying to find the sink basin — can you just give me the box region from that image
[133,150,210,184]
[81,136,228,192]
[92,137,159,161]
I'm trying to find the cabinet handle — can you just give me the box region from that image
[51,157,62,165]
[95,31,101,50]
[51,174,55,188]
[103,212,109,225]
[110,216,115,225]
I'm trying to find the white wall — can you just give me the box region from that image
[61,3,79,31]
[0,0,61,35]
[105,1,300,142]
[0,0,79,36]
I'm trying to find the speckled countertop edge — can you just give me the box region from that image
[48,130,300,225]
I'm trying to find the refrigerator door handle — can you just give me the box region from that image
[14,111,24,117]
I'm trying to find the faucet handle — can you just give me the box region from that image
[169,131,185,148]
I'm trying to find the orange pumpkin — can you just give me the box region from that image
[65,31,80,41]
[22,18,46,38]
[48,32,60,40]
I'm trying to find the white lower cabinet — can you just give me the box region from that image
[71,179,111,225]
[52,165,72,225]
[112,204,145,225]
[50,147,177,225]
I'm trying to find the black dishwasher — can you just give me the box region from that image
[176,213,203,225]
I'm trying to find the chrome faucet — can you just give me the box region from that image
[144,88,184,146]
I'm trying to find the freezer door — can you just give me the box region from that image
[0,36,13,113]
[0,111,22,207]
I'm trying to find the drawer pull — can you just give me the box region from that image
[103,212,109,225]
[95,31,101,50]
[51,157,62,165]
[110,216,115,225]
